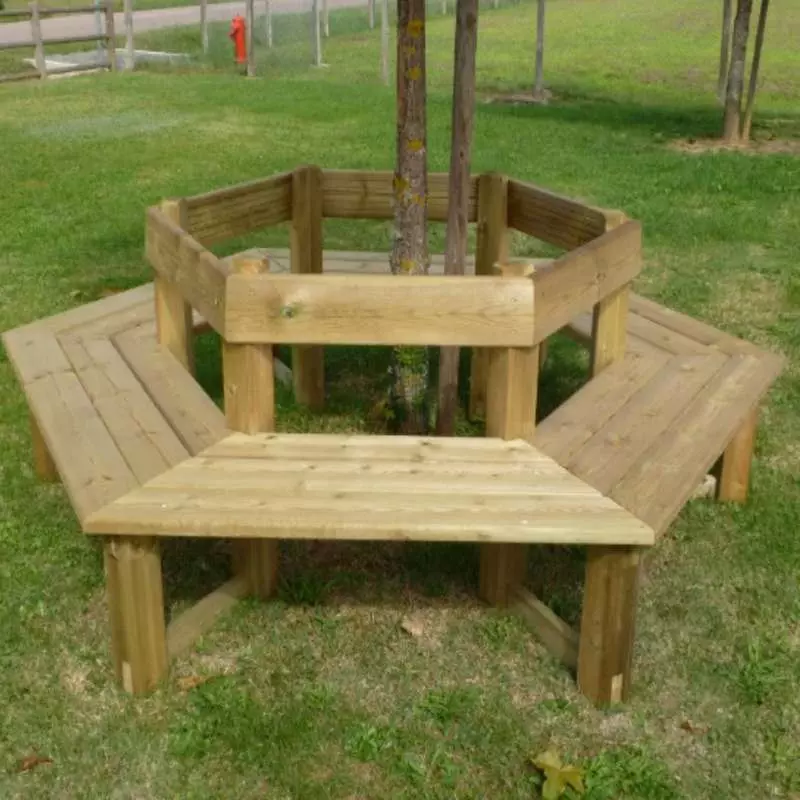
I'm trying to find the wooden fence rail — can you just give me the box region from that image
[0,0,116,84]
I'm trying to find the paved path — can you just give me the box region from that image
[0,0,363,45]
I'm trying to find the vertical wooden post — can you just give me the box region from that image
[223,254,279,599]
[590,284,629,377]
[154,199,195,375]
[123,0,134,70]
[105,537,168,693]
[479,263,537,607]
[311,0,322,66]
[201,0,209,53]
[717,407,758,502]
[104,0,117,72]
[469,172,508,420]
[290,165,325,411]
[29,2,47,79]
[380,0,389,84]
[578,545,641,706]
[30,412,57,481]
[246,0,256,77]
[368,0,375,29]
[265,0,273,47]
[532,0,545,99]
[322,0,329,36]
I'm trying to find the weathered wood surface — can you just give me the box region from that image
[322,170,478,223]
[224,273,535,347]
[184,172,293,245]
[84,434,654,546]
[507,179,608,249]
[511,586,579,669]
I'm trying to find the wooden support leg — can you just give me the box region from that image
[105,537,168,694]
[30,412,57,481]
[590,284,629,377]
[717,408,758,503]
[235,540,279,599]
[479,543,527,606]
[578,546,641,706]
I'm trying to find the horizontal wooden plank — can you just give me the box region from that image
[533,221,642,343]
[145,207,227,333]
[27,372,137,523]
[39,5,111,15]
[224,273,535,346]
[184,172,293,246]
[167,576,248,658]
[114,324,228,456]
[2,326,73,385]
[321,170,478,223]
[506,179,608,249]
[612,354,782,535]
[510,586,578,669]
[0,70,41,84]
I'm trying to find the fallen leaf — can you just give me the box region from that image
[17,754,53,773]
[400,616,424,638]
[176,675,211,692]
[680,719,710,735]
[532,749,585,799]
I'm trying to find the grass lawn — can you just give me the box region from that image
[1,0,799,797]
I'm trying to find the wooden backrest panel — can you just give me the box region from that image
[183,171,293,246]
[224,273,534,347]
[322,170,479,223]
[532,221,642,344]
[507,179,608,250]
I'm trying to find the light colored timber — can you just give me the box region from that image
[167,575,248,658]
[506,179,608,250]
[183,172,293,246]
[224,273,535,347]
[223,254,280,599]
[146,206,228,335]
[510,586,579,669]
[591,283,629,376]
[716,406,759,503]
[533,221,642,344]
[84,433,654,546]
[321,170,478,223]
[30,411,57,481]
[470,172,509,419]
[290,165,325,410]
[578,545,642,706]
[480,263,539,606]
[105,537,168,693]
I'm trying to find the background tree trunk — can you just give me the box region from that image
[532,0,545,100]
[391,0,430,434]
[381,0,390,84]
[741,0,770,141]
[436,0,478,436]
[717,0,733,104]
[723,0,753,142]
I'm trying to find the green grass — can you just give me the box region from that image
[1,0,799,797]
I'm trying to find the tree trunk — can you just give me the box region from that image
[323,0,329,37]
[369,0,375,29]
[201,0,209,53]
[723,0,752,143]
[533,0,545,99]
[436,0,478,436]
[381,0,389,84]
[741,0,769,142]
[717,0,733,104]
[246,0,256,76]
[312,0,322,65]
[265,0,273,48]
[391,0,429,434]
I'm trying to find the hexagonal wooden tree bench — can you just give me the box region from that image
[3,166,783,706]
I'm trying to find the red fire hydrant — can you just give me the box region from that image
[229,15,247,65]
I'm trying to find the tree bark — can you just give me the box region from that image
[741,0,769,142]
[722,0,752,143]
[533,0,545,99]
[436,0,478,436]
[391,0,429,434]
[717,0,733,104]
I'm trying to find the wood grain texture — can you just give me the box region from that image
[717,406,758,502]
[533,221,642,344]
[167,576,248,658]
[224,273,535,346]
[84,434,654,546]
[146,206,227,334]
[321,170,478,223]
[470,172,509,419]
[511,586,579,669]
[105,537,168,694]
[184,172,293,246]
[578,545,642,706]
[290,165,325,410]
[591,284,629,376]
[30,411,57,481]
[506,179,608,249]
